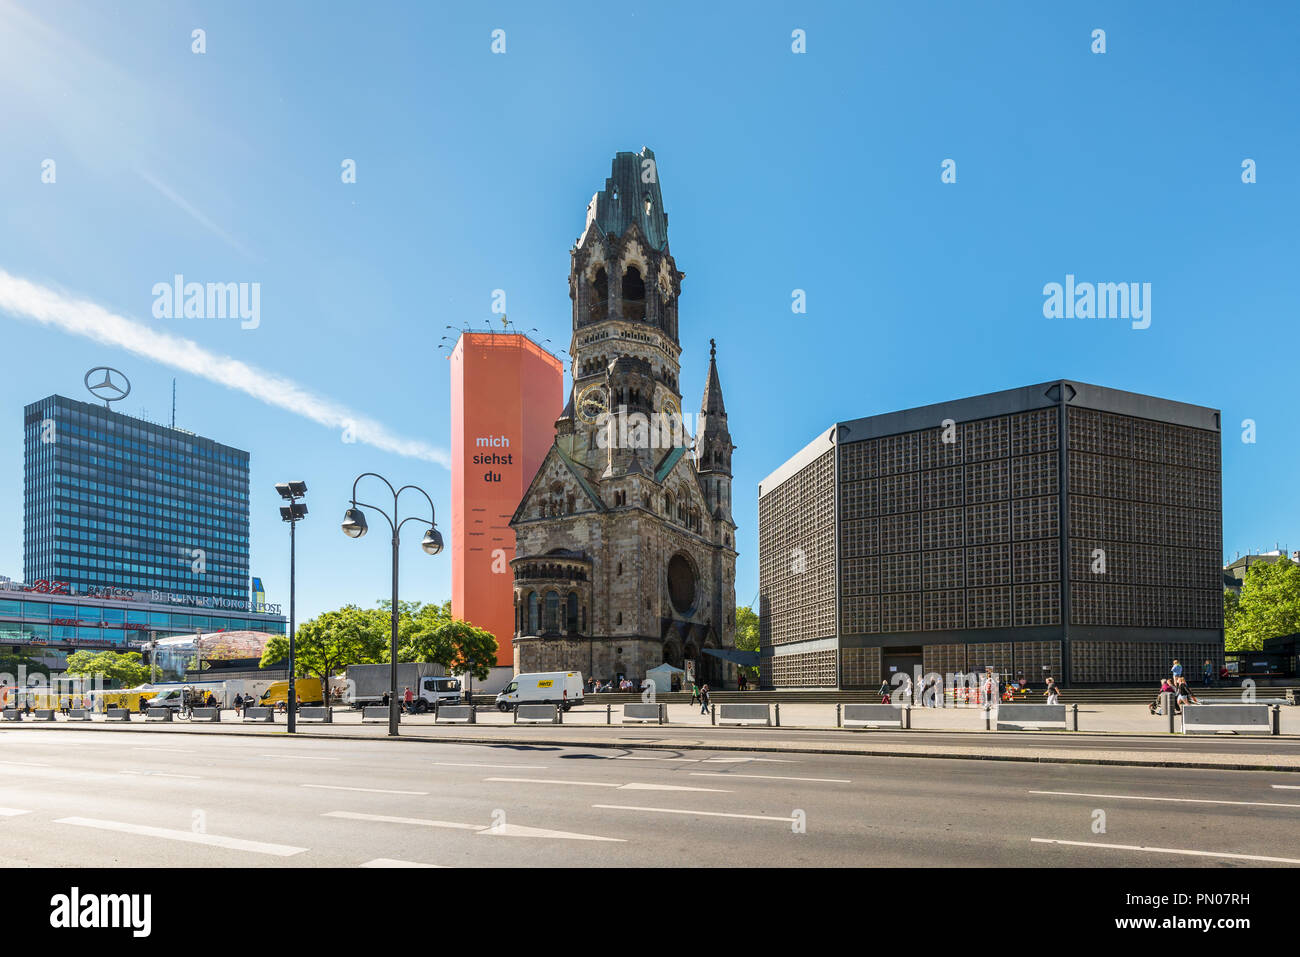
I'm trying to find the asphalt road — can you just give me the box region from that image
[0,729,1297,867]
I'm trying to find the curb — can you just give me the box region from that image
[7,722,1298,774]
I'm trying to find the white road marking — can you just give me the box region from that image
[1031,838,1300,865]
[700,757,797,764]
[325,810,622,842]
[431,762,550,770]
[302,784,428,795]
[56,817,307,856]
[485,777,728,793]
[359,858,444,868]
[1272,785,1300,790]
[691,772,852,783]
[608,756,699,762]
[1029,789,1300,810]
[479,823,624,841]
[258,754,339,761]
[324,811,480,831]
[593,804,798,822]
[120,770,202,780]
[131,748,194,754]
[0,808,32,817]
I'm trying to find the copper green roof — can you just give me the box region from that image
[589,147,669,250]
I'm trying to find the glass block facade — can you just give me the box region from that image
[758,381,1223,687]
[24,395,251,604]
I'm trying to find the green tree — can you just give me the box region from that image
[259,604,387,704]
[64,650,151,688]
[735,605,760,684]
[399,604,499,682]
[1223,588,1240,641]
[1227,557,1300,652]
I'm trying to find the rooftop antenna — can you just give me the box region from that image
[171,378,176,428]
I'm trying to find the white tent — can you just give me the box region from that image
[644,662,686,695]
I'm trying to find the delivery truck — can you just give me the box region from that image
[345,663,461,712]
[495,672,584,712]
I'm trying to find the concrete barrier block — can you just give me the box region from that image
[717,703,771,726]
[434,705,475,724]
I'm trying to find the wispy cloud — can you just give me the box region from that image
[0,268,450,468]
[136,169,257,261]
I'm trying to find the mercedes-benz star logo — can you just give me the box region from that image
[84,367,131,407]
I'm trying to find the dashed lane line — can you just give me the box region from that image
[485,777,730,792]
[1031,838,1300,865]
[593,804,799,822]
[55,816,308,856]
[1029,789,1300,810]
[119,770,203,780]
[690,772,851,783]
[302,784,428,795]
[323,810,623,842]
[257,754,339,761]
[431,762,550,770]
[359,858,444,868]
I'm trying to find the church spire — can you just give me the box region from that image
[701,338,726,417]
[696,340,733,525]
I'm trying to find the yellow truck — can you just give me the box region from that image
[258,678,324,709]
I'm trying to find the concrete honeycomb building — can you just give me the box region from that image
[758,380,1223,688]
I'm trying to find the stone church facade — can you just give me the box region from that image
[509,148,738,688]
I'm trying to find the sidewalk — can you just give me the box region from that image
[7,702,1300,772]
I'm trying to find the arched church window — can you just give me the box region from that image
[566,593,579,633]
[590,268,608,322]
[622,266,646,320]
[544,591,560,633]
[527,592,539,634]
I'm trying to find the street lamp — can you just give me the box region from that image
[340,473,442,736]
[276,480,308,733]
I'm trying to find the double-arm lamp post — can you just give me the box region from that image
[340,473,443,737]
[276,481,308,734]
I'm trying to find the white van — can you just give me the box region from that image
[496,672,584,712]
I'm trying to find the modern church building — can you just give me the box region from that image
[758,380,1223,688]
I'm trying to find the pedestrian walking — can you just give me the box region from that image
[982,669,998,711]
[699,683,710,714]
[1174,676,1198,714]
[690,681,700,706]
[877,678,890,703]
[1171,658,1183,681]
[403,686,413,713]
[1202,659,1213,687]
[1043,677,1060,705]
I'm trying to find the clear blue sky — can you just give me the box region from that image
[1,0,1296,623]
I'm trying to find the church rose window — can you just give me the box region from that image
[667,553,697,613]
